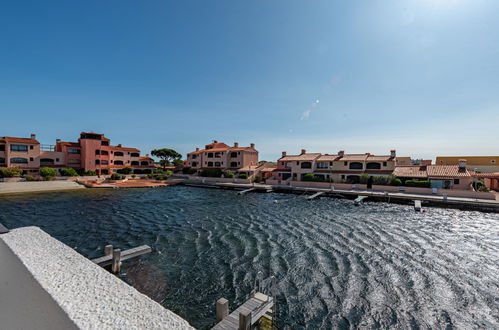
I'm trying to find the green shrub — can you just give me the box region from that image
[405,180,431,188]
[359,174,370,184]
[84,170,97,176]
[117,167,133,175]
[39,167,57,180]
[302,173,328,182]
[60,168,79,177]
[238,173,248,179]
[224,171,235,178]
[24,175,36,181]
[199,168,223,177]
[182,167,197,174]
[110,173,125,180]
[253,175,261,183]
[0,167,22,178]
[391,178,402,186]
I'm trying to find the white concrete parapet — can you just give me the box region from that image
[0,226,194,330]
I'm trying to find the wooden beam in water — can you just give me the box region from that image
[414,200,422,212]
[307,191,324,200]
[238,188,256,195]
[354,195,368,205]
[91,245,152,268]
[211,293,273,330]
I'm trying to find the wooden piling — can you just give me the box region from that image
[112,248,121,273]
[216,298,229,322]
[239,310,251,330]
[104,245,113,256]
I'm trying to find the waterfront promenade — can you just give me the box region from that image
[0,181,85,195]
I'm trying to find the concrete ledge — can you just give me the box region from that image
[0,181,86,195]
[0,227,194,330]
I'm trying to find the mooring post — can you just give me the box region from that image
[216,298,229,322]
[104,245,113,256]
[239,310,251,330]
[112,248,121,273]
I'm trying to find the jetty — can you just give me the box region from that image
[91,244,152,273]
[212,292,274,330]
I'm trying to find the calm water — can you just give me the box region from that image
[0,186,498,329]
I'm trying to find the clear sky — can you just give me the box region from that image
[1,0,498,161]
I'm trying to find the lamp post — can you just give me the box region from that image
[474,167,478,202]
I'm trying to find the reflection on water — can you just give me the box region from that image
[1,186,498,329]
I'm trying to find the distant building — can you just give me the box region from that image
[274,149,406,183]
[393,160,473,190]
[186,140,258,173]
[435,156,499,173]
[0,132,154,175]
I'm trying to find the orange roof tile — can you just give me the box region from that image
[393,166,428,178]
[110,146,140,152]
[317,154,339,161]
[367,155,392,161]
[339,154,369,161]
[280,153,321,162]
[1,136,40,144]
[427,165,471,178]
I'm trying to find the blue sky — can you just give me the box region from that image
[1,0,498,160]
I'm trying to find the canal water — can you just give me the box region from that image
[0,186,498,329]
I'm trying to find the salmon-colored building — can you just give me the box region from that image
[435,156,499,173]
[1,133,154,175]
[186,141,258,173]
[274,149,405,183]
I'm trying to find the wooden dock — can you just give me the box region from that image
[307,191,324,200]
[212,292,273,330]
[91,245,152,273]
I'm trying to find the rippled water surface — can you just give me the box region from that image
[1,186,498,329]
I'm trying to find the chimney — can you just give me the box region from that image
[196,147,199,152]
[234,142,239,148]
[458,159,467,169]
[213,140,218,143]
[30,133,36,139]
[390,149,396,158]
[250,143,255,148]
[338,150,345,157]
[301,149,306,154]
[282,151,287,157]
[146,154,149,157]
[56,139,61,144]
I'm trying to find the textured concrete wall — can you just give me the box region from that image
[0,227,194,330]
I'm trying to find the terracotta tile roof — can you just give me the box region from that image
[139,156,153,161]
[229,147,256,152]
[1,136,40,144]
[393,166,428,178]
[339,154,369,161]
[238,165,259,171]
[367,155,392,161]
[280,153,321,161]
[202,147,229,152]
[427,165,471,178]
[474,172,499,178]
[57,141,80,148]
[260,167,277,172]
[317,154,339,161]
[205,142,230,149]
[110,146,140,152]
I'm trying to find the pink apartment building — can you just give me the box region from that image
[0,132,155,175]
[274,149,405,183]
[186,141,258,173]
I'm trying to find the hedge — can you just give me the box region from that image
[60,168,79,177]
[0,167,22,178]
[199,169,223,177]
[40,167,57,179]
[405,180,431,188]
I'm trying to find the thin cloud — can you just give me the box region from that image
[300,109,311,120]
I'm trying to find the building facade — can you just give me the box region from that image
[186,141,258,173]
[435,156,499,173]
[1,133,155,175]
[274,149,404,183]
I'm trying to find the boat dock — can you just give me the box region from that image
[212,292,273,330]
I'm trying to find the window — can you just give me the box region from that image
[101,160,108,165]
[230,162,238,167]
[366,162,381,170]
[95,160,100,165]
[131,161,139,166]
[114,151,124,157]
[214,162,221,167]
[114,160,124,165]
[80,133,101,140]
[68,148,80,154]
[285,162,292,168]
[207,162,214,167]
[95,150,100,155]
[230,152,238,158]
[140,161,149,166]
[301,162,312,169]
[11,157,28,164]
[191,162,197,167]
[383,162,387,167]
[0,145,5,151]
[344,161,348,166]
[192,154,197,159]
[11,144,28,152]
[0,158,5,164]
[349,162,363,170]
[214,152,221,158]
[131,153,139,157]
[68,159,80,164]
[101,150,109,155]
[454,179,460,184]
[101,141,109,146]
[30,145,33,150]
[317,162,329,169]
[40,158,54,165]
[30,157,33,161]
[208,153,214,158]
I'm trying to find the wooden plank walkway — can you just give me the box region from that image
[91,245,152,267]
[307,191,324,200]
[212,293,273,330]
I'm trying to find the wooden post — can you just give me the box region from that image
[216,298,229,322]
[104,245,113,256]
[112,248,121,273]
[239,310,251,330]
